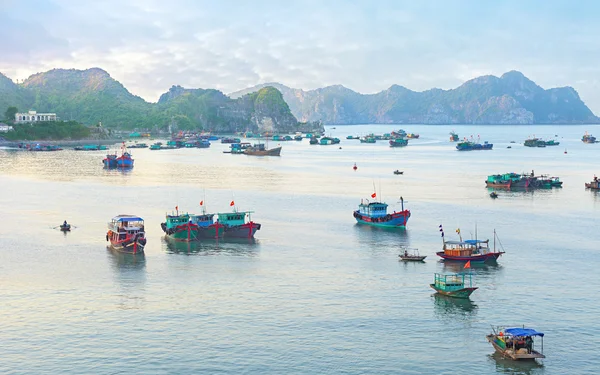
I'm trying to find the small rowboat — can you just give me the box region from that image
[490,192,498,198]
[399,247,426,261]
[60,224,71,231]
[393,170,404,175]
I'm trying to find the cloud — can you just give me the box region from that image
[0,0,598,114]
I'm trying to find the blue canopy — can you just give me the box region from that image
[112,215,144,222]
[505,328,544,337]
[465,239,488,244]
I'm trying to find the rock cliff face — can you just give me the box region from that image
[229,71,599,125]
[0,68,303,133]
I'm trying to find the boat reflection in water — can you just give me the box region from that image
[488,352,544,374]
[353,223,410,250]
[163,236,259,256]
[107,249,147,310]
[107,248,146,271]
[432,294,478,322]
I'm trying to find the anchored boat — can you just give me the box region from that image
[216,208,261,238]
[160,211,200,242]
[353,196,410,228]
[585,176,600,189]
[430,272,477,299]
[437,225,504,263]
[486,327,545,361]
[399,247,426,261]
[106,215,146,254]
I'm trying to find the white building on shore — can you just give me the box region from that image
[15,111,58,123]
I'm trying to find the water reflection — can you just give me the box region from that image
[107,248,147,273]
[442,260,503,274]
[107,248,147,310]
[162,236,259,256]
[432,294,478,321]
[352,224,410,247]
[488,353,545,374]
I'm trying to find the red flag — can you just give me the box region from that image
[464,260,471,269]
[176,206,178,211]
[200,201,203,206]
[371,192,376,198]
[230,200,235,206]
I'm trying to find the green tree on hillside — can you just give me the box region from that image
[4,106,18,123]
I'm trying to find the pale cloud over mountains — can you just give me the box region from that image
[1,0,599,113]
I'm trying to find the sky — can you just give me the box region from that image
[1,0,599,113]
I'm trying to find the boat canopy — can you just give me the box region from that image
[504,328,544,337]
[444,240,471,245]
[465,239,489,244]
[112,215,144,222]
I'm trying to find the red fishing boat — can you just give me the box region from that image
[436,225,504,263]
[106,215,146,254]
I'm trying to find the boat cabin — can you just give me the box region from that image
[357,201,389,218]
[217,211,252,226]
[165,213,191,228]
[190,214,216,227]
[432,273,473,292]
[443,239,490,257]
[108,215,145,240]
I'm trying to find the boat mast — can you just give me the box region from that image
[494,229,496,252]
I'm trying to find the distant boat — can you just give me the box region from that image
[486,327,545,361]
[389,138,408,147]
[430,272,477,299]
[436,225,504,263]
[353,196,410,228]
[399,247,426,261]
[406,133,420,139]
[393,170,404,175]
[319,136,341,145]
[582,132,597,143]
[74,144,108,151]
[449,131,459,142]
[244,143,282,156]
[106,215,146,254]
[490,192,498,198]
[128,143,148,149]
[585,176,600,190]
[456,140,493,151]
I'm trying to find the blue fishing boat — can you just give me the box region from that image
[353,196,410,228]
[430,272,477,299]
[102,153,118,168]
[197,139,210,148]
[487,327,545,360]
[190,210,225,239]
[456,140,493,150]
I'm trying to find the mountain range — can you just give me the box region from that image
[1,68,597,132]
[0,68,304,133]
[229,71,599,125]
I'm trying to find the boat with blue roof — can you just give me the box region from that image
[106,215,146,254]
[487,327,545,360]
[437,225,504,262]
[353,196,410,228]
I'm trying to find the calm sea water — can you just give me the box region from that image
[1,124,599,374]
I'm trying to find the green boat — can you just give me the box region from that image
[74,144,108,151]
[319,136,340,145]
[150,143,162,150]
[430,272,477,299]
[545,139,560,146]
[360,136,376,143]
[550,177,563,187]
[160,212,200,242]
[449,131,459,142]
[389,138,408,147]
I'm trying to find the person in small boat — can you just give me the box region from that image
[63,220,68,227]
[404,250,408,257]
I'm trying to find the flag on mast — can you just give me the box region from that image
[464,260,471,269]
[230,200,235,207]
[200,201,203,206]
[371,192,376,198]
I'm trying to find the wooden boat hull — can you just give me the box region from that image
[486,335,545,360]
[436,251,503,262]
[223,222,261,238]
[354,210,410,228]
[197,224,225,239]
[400,255,426,261]
[486,181,511,189]
[244,147,282,156]
[110,239,145,254]
[430,284,477,298]
[163,224,200,242]
[585,182,600,189]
